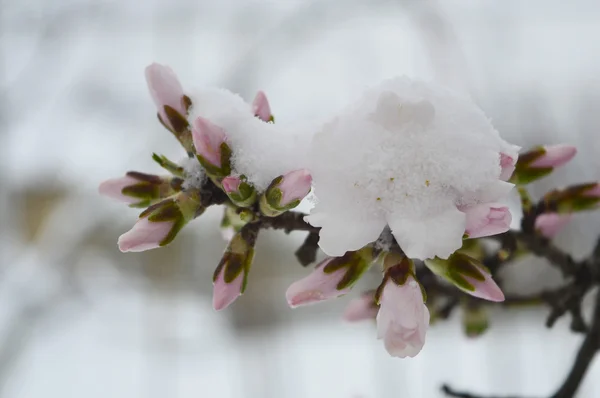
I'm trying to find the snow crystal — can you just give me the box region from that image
[186,88,313,191]
[180,157,206,190]
[306,77,518,260]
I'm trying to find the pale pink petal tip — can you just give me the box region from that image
[535,213,572,239]
[117,218,172,253]
[467,274,505,302]
[376,277,429,358]
[98,176,139,204]
[285,259,349,308]
[279,169,313,206]
[212,266,244,311]
[343,294,378,322]
[221,176,241,194]
[463,203,511,239]
[191,117,226,167]
[144,63,186,121]
[252,91,272,122]
[530,144,577,168]
[499,153,516,181]
[584,184,600,198]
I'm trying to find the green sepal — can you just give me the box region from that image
[213,224,259,293]
[196,142,232,179]
[425,252,487,294]
[152,153,185,177]
[322,247,374,291]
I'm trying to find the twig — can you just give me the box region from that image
[441,384,531,398]
[550,289,600,398]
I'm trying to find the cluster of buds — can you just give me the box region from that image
[100,62,600,360]
[504,144,600,239]
[100,63,312,311]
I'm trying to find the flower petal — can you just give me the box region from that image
[388,206,466,260]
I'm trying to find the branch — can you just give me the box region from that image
[441,384,533,398]
[550,289,600,398]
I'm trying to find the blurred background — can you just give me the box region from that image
[1,0,600,397]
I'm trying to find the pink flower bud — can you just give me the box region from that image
[499,153,516,181]
[145,63,186,130]
[535,213,573,239]
[191,117,231,174]
[529,144,577,169]
[343,292,378,322]
[99,176,141,204]
[279,169,312,206]
[462,203,511,239]
[252,91,273,122]
[583,183,600,198]
[376,276,429,358]
[425,253,505,302]
[212,227,257,310]
[286,258,352,308]
[213,260,245,311]
[221,176,241,194]
[118,217,174,252]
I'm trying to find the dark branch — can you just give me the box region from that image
[441,384,532,398]
[550,289,600,398]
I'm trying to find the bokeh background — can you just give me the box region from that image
[1,0,600,397]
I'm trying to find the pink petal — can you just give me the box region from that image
[535,213,573,239]
[464,272,505,302]
[461,203,511,239]
[191,117,227,168]
[252,91,272,122]
[99,176,140,204]
[343,293,378,322]
[118,217,173,252]
[278,169,312,206]
[212,266,244,311]
[499,153,516,181]
[285,258,350,308]
[376,277,429,358]
[583,183,600,198]
[529,144,577,168]
[145,63,186,128]
[221,176,242,194]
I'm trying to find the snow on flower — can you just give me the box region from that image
[306,77,519,260]
[185,88,312,190]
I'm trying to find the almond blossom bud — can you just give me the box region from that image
[286,246,375,308]
[376,259,429,358]
[424,252,505,302]
[191,117,232,178]
[118,191,202,252]
[252,91,273,122]
[260,169,312,217]
[535,213,573,239]
[343,291,378,322]
[461,203,511,239]
[212,224,259,310]
[543,182,600,213]
[99,172,183,208]
[512,144,577,185]
[462,303,489,338]
[221,175,257,207]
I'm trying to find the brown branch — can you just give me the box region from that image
[550,289,600,398]
[260,211,320,233]
[294,231,320,266]
[441,384,533,398]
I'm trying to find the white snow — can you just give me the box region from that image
[186,88,313,191]
[306,77,518,259]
